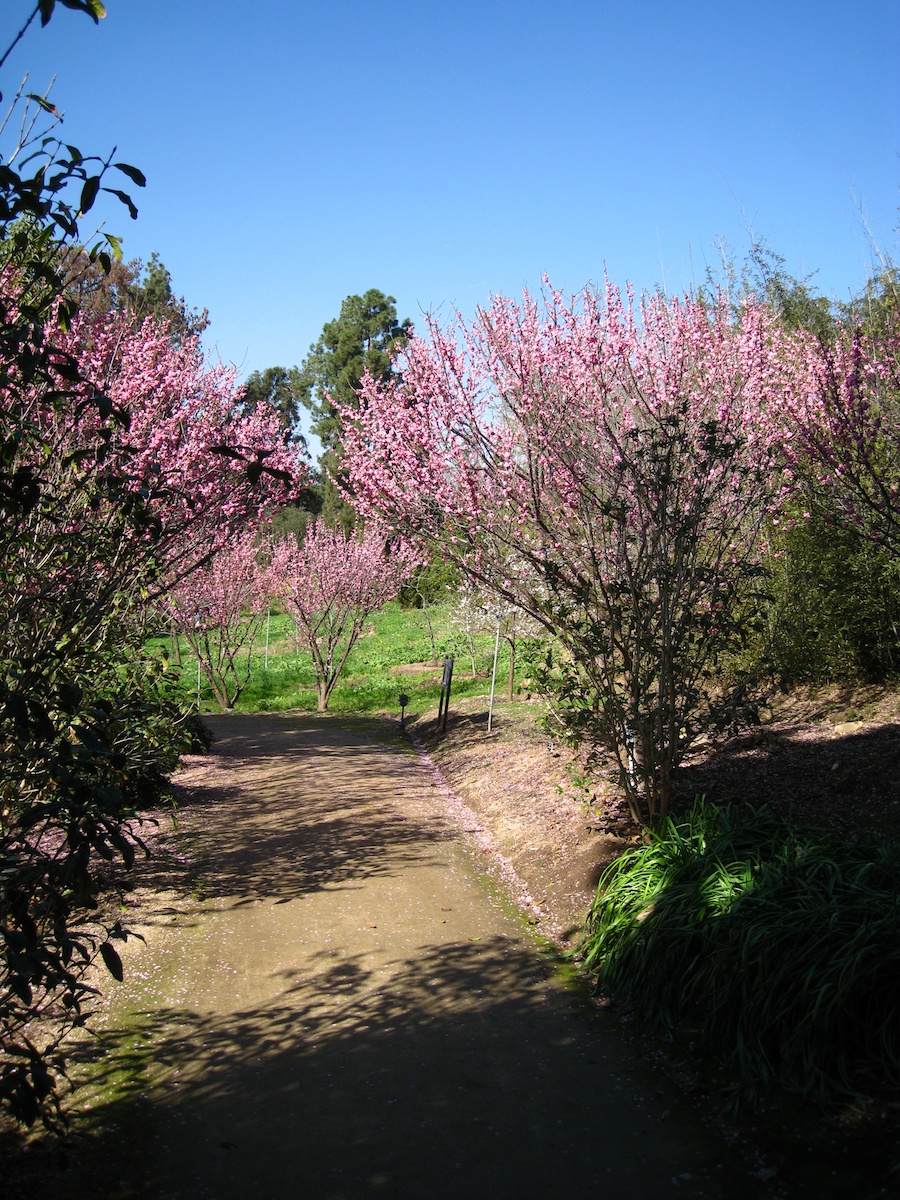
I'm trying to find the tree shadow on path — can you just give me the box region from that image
[158,714,453,908]
[62,934,760,1200]
[5,714,767,1200]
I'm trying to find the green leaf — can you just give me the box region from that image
[79,175,100,215]
[99,942,123,981]
[102,186,138,220]
[39,1,56,26]
[59,0,106,20]
[26,94,59,117]
[114,162,146,188]
[104,232,123,262]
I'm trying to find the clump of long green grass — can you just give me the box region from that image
[580,800,900,1102]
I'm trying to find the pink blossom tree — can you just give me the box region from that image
[168,532,273,711]
[787,313,900,549]
[49,307,306,586]
[272,520,419,712]
[0,300,308,700]
[343,281,794,825]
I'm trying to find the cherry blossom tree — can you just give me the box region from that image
[49,307,306,585]
[0,300,308,712]
[787,312,900,550]
[169,532,272,710]
[272,519,419,711]
[343,281,793,825]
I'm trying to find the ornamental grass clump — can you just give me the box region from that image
[579,800,900,1102]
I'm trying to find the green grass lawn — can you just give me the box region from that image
[150,601,515,716]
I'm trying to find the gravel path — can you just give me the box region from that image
[58,713,762,1200]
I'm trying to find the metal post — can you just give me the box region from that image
[194,608,205,708]
[487,617,501,733]
[438,656,454,733]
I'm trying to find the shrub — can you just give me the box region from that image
[764,511,900,684]
[580,801,900,1102]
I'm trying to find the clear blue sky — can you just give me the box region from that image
[2,0,898,440]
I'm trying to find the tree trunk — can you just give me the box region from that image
[170,619,182,666]
[422,602,438,666]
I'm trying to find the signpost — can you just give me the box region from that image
[436,655,454,733]
[487,617,502,733]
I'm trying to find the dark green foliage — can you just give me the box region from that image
[764,511,900,684]
[743,238,836,339]
[398,557,459,608]
[130,251,208,341]
[265,489,322,541]
[182,710,214,754]
[842,263,899,339]
[298,289,411,451]
[242,365,306,445]
[701,236,837,340]
[297,289,411,529]
[580,801,900,1102]
[0,663,201,1127]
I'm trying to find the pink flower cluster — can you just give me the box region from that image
[22,303,308,585]
[342,280,793,620]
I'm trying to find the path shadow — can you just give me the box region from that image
[159,715,453,907]
[55,935,752,1200]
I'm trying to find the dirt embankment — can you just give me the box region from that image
[411,687,900,1200]
[409,700,627,946]
[412,683,900,953]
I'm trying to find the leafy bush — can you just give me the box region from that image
[0,665,203,1127]
[580,801,900,1102]
[764,511,900,684]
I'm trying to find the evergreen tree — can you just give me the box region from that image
[242,364,306,445]
[61,248,208,342]
[297,288,410,529]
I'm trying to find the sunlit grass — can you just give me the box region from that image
[579,800,900,1103]
[149,601,506,714]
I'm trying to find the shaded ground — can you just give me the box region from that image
[413,687,900,1198]
[3,713,766,1200]
[674,683,900,841]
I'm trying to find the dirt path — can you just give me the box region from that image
[54,713,763,1200]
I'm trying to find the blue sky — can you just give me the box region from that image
[2,0,898,448]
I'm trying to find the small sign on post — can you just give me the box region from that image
[436,655,454,733]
